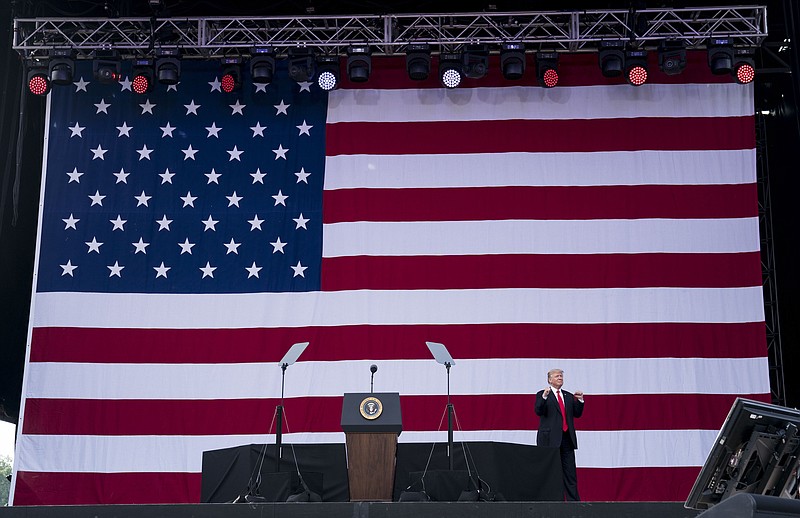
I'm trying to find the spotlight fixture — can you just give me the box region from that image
[658,40,686,76]
[707,37,734,75]
[92,50,121,84]
[406,43,431,81]
[220,57,242,93]
[250,47,275,84]
[598,40,625,78]
[27,64,50,96]
[732,48,756,84]
[625,49,648,86]
[155,48,181,85]
[438,53,463,89]
[316,55,340,91]
[48,49,75,85]
[536,51,559,88]
[346,45,371,83]
[500,42,526,80]
[462,44,489,80]
[131,58,154,94]
[288,47,315,83]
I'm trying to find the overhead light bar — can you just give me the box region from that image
[347,45,371,83]
[438,52,462,88]
[536,51,559,88]
[598,40,625,77]
[250,47,275,84]
[48,49,75,85]
[406,43,431,81]
[625,49,648,86]
[500,42,526,80]
[316,55,340,91]
[155,48,181,85]
[707,37,734,75]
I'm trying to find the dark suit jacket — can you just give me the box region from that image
[534,388,584,449]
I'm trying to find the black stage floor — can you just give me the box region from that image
[0,502,700,518]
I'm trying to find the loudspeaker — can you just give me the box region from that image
[696,494,800,518]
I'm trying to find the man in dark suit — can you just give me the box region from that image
[534,368,584,501]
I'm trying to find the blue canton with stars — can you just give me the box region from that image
[36,60,327,293]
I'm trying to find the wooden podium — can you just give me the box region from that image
[341,392,402,501]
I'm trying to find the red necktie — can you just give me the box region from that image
[556,390,568,432]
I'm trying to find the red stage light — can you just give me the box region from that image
[735,63,755,84]
[28,73,50,95]
[132,74,151,94]
[627,65,648,86]
[221,73,236,93]
[542,68,559,88]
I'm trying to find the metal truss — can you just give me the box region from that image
[756,114,787,406]
[13,6,767,59]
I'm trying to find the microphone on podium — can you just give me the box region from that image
[370,364,377,393]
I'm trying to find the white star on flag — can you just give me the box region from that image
[62,214,79,230]
[116,122,133,137]
[199,262,217,278]
[184,100,201,115]
[73,77,89,92]
[160,122,176,137]
[88,190,106,206]
[270,236,287,254]
[250,122,266,137]
[180,192,197,207]
[202,215,219,231]
[178,238,195,254]
[132,238,150,254]
[227,146,244,161]
[250,168,266,184]
[272,190,288,206]
[296,120,312,136]
[247,215,264,230]
[297,81,313,92]
[69,123,85,137]
[295,167,311,183]
[226,192,243,207]
[206,122,222,138]
[273,144,288,160]
[208,77,222,92]
[137,144,154,160]
[274,100,290,115]
[205,169,221,184]
[153,262,171,278]
[293,213,310,229]
[139,99,156,114]
[230,100,246,115]
[85,237,103,253]
[159,168,175,184]
[119,76,132,91]
[67,168,83,183]
[134,191,152,207]
[245,262,262,278]
[113,167,130,184]
[107,261,125,278]
[90,145,108,160]
[94,99,110,114]
[60,260,78,276]
[224,238,241,254]
[182,145,198,160]
[109,215,127,231]
[156,215,173,231]
[291,260,308,277]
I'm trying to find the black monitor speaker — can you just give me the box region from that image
[686,398,800,512]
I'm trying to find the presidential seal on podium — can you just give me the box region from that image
[359,396,383,420]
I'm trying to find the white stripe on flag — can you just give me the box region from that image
[326,83,754,123]
[24,357,770,399]
[33,287,765,328]
[14,429,720,473]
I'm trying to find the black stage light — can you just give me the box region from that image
[462,44,489,79]
[155,48,181,85]
[406,43,431,81]
[131,58,154,94]
[316,55,340,91]
[27,64,50,95]
[536,51,559,88]
[92,50,121,84]
[707,37,734,75]
[625,49,648,86]
[598,40,625,77]
[732,48,756,84]
[438,52,463,88]
[288,47,315,82]
[346,45,371,83]
[220,57,242,93]
[48,49,75,85]
[250,47,275,84]
[658,40,686,76]
[500,42,526,80]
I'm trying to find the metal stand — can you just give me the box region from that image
[426,341,457,471]
[273,342,309,473]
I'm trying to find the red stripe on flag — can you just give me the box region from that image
[30,322,767,363]
[326,117,756,156]
[578,467,701,502]
[321,252,762,290]
[322,184,759,222]
[23,393,770,435]
[13,471,202,505]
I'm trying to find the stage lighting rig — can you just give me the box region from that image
[316,55,340,91]
[536,52,559,88]
[406,43,431,81]
[732,48,755,84]
[347,45,371,83]
[462,44,489,80]
[707,37,734,75]
[438,53,463,88]
[27,62,50,96]
[288,47,315,83]
[250,47,275,84]
[131,58,154,94]
[598,40,625,77]
[658,41,686,76]
[155,48,181,85]
[625,49,648,86]
[220,57,242,93]
[48,49,75,85]
[500,42,526,80]
[92,50,121,84]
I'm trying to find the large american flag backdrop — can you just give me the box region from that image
[12,52,768,505]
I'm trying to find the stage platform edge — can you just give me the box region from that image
[0,502,701,518]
